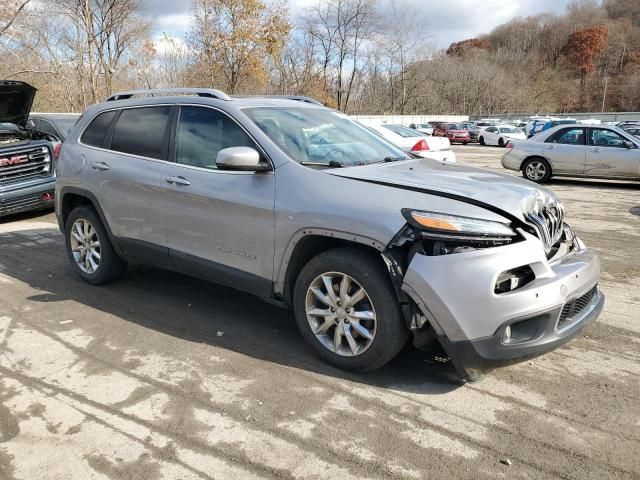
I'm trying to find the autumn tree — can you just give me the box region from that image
[446,38,491,57]
[187,0,290,94]
[561,25,609,109]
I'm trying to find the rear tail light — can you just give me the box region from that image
[52,142,62,159]
[506,141,514,150]
[411,139,429,151]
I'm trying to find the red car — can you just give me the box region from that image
[433,123,471,144]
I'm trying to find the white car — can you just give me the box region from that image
[409,123,434,135]
[479,124,526,147]
[367,123,456,163]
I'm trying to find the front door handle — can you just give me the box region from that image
[92,161,110,171]
[166,176,191,186]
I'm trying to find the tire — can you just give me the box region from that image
[479,136,485,146]
[293,247,409,372]
[522,157,552,183]
[65,205,126,285]
[463,141,469,145]
[498,137,505,148]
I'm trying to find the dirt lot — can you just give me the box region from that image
[1,145,639,480]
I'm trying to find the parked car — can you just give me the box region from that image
[0,81,58,218]
[479,125,526,147]
[408,123,433,135]
[622,126,640,139]
[432,123,471,144]
[475,121,496,130]
[56,88,603,381]
[528,118,576,138]
[367,123,455,163]
[28,113,80,141]
[502,123,640,183]
[459,122,479,142]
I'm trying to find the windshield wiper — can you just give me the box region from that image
[300,160,345,168]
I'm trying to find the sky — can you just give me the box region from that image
[146,0,574,50]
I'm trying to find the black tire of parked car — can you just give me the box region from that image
[498,138,505,147]
[65,206,127,285]
[521,157,552,184]
[293,247,409,372]
[479,136,485,146]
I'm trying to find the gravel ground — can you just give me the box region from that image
[0,145,639,480]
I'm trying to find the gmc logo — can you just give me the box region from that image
[0,155,28,167]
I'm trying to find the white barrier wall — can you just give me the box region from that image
[352,115,469,126]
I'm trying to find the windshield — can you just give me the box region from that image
[383,124,422,138]
[243,107,408,167]
[446,123,464,130]
[499,126,519,133]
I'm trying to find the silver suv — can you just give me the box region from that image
[56,88,604,381]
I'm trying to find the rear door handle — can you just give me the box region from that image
[91,161,110,171]
[166,176,191,186]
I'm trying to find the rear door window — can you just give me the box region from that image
[110,106,172,159]
[80,110,117,148]
[546,128,584,145]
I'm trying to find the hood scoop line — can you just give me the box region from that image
[333,174,526,227]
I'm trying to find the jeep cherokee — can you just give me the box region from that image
[55,88,604,381]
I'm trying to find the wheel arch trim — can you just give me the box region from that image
[58,186,125,257]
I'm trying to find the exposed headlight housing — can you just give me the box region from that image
[402,209,516,241]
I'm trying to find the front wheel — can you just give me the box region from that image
[498,137,505,147]
[522,157,552,183]
[65,206,126,285]
[479,136,485,146]
[293,248,408,372]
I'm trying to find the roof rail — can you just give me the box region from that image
[274,95,324,106]
[105,88,231,102]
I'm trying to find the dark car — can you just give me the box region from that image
[0,81,58,218]
[28,114,80,141]
[433,123,471,144]
[460,122,479,142]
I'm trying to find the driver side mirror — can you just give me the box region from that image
[216,147,270,172]
[623,140,635,149]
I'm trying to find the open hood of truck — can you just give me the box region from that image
[0,81,36,127]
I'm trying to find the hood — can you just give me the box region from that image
[447,130,468,134]
[0,81,36,127]
[329,158,557,222]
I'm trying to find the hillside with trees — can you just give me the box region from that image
[1,0,639,115]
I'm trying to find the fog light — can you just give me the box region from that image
[503,325,512,342]
[495,266,535,294]
[42,192,54,202]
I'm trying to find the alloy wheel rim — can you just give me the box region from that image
[70,219,101,274]
[305,272,377,357]
[526,161,546,180]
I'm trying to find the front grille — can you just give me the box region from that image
[524,200,565,254]
[557,285,598,331]
[0,191,52,216]
[0,146,51,184]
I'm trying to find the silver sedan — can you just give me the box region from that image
[502,124,640,183]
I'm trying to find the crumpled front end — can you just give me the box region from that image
[400,226,603,380]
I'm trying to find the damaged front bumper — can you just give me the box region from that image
[401,229,603,380]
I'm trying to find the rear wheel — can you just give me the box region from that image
[522,157,552,183]
[479,136,485,146]
[498,137,505,147]
[65,206,126,285]
[293,248,408,372]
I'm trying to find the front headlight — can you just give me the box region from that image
[402,209,516,239]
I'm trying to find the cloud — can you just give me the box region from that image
[144,0,573,48]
